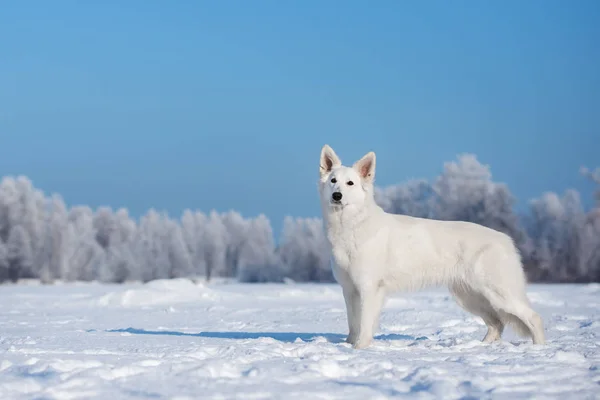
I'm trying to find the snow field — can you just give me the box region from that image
[1,280,599,399]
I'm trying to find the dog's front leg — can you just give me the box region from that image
[353,285,385,349]
[342,285,359,344]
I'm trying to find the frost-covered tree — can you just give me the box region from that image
[129,209,193,281]
[203,211,227,281]
[132,209,170,282]
[0,177,21,242]
[579,167,600,281]
[64,206,106,281]
[222,211,249,277]
[15,177,46,278]
[375,155,529,262]
[6,225,34,282]
[0,176,46,278]
[0,240,8,283]
[101,208,138,283]
[239,215,275,267]
[165,219,193,278]
[580,208,600,282]
[375,179,434,218]
[237,214,282,282]
[432,154,527,250]
[525,190,586,282]
[181,210,207,277]
[41,195,69,281]
[103,244,136,283]
[93,207,117,249]
[278,217,332,282]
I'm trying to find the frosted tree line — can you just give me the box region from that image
[0,177,329,284]
[0,155,598,284]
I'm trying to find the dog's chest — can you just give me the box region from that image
[331,244,352,271]
[327,229,360,271]
[325,212,384,273]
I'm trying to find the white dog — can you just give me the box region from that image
[318,145,545,349]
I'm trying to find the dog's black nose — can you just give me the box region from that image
[332,192,342,202]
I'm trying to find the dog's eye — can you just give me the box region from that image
[347,181,354,186]
[331,178,337,183]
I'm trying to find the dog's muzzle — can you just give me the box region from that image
[330,191,343,206]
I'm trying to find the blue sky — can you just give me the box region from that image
[1,1,599,233]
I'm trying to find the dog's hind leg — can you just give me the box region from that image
[475,244,546,345]
[450,283,504,343]
[498,308,545,344]
[371,283,387,336]
[484,288,546,345]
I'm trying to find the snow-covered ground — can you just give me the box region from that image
[1,280,599,399]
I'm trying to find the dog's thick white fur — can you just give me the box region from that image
[318,145,545,349]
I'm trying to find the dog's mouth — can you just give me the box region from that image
[330,200,343,207]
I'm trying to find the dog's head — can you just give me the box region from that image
[318,144,376,210]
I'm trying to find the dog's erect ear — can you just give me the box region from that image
[353,151,376,182]
[320,144,341,178]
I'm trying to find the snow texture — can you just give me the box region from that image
[1,280,599,399]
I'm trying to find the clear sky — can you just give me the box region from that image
[1,1,599,234]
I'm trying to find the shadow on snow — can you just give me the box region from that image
[98,328,426,343]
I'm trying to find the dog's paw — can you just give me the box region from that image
[352,338,372,349]
[345,335,356,344]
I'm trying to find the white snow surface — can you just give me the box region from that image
[1,279,599,399]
